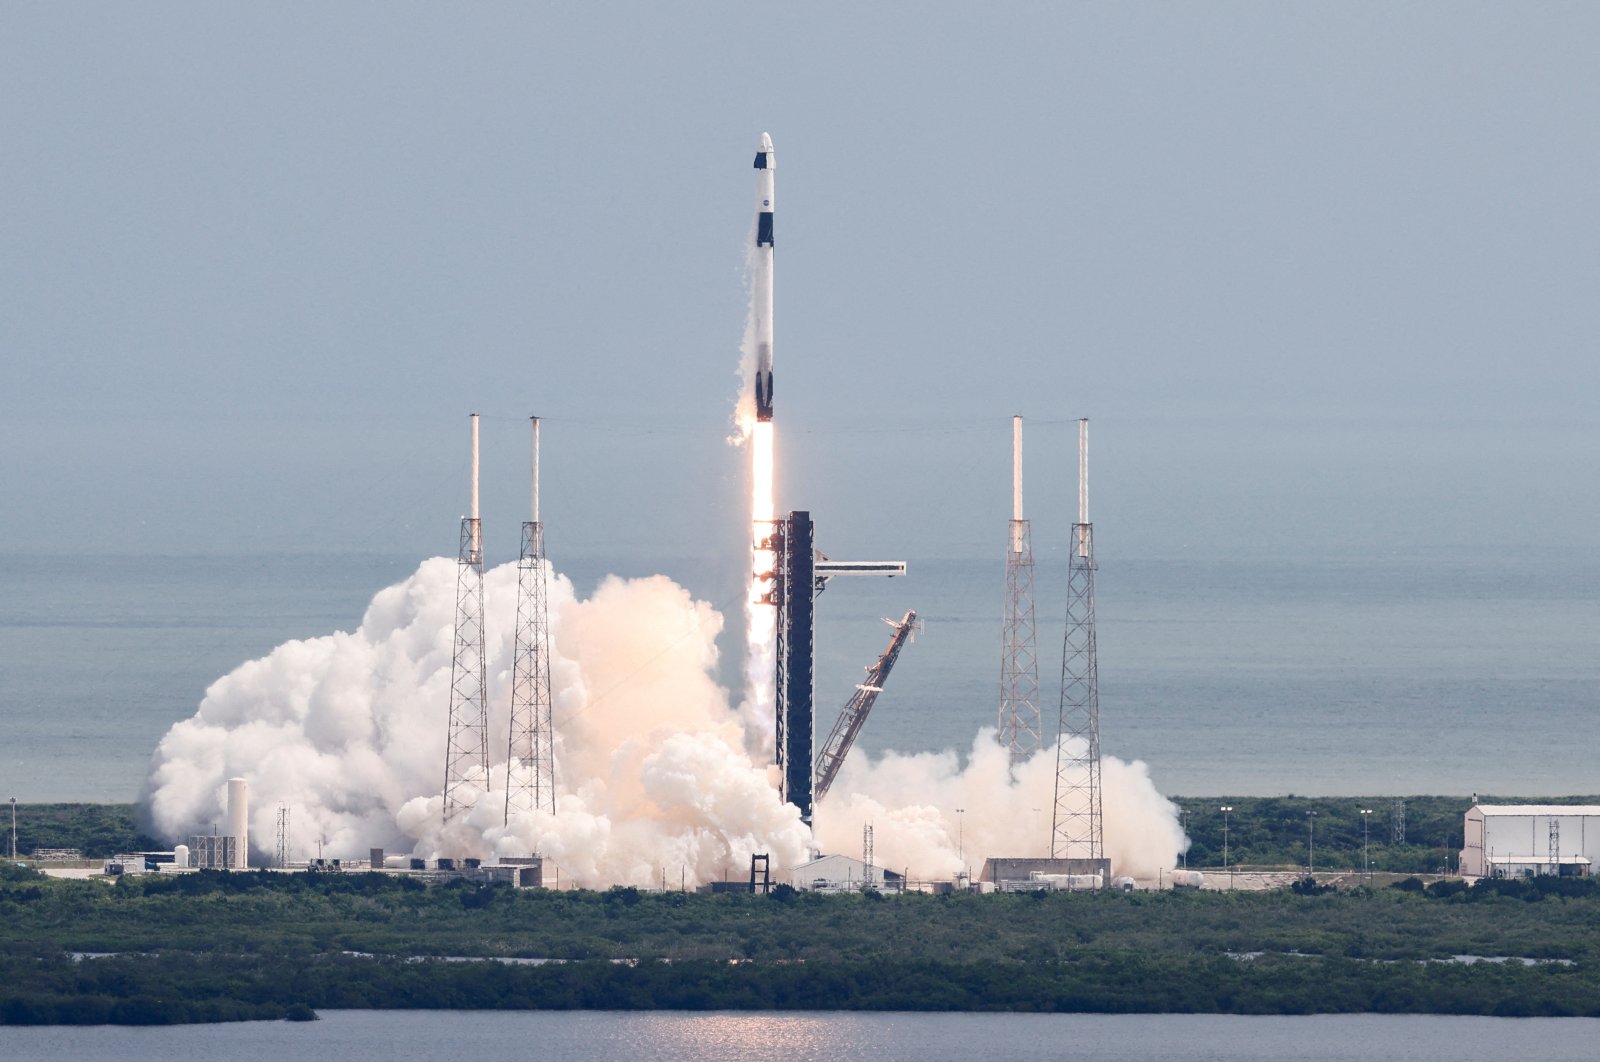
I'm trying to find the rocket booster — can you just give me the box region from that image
[753,132,775,422]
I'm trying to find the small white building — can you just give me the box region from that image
[788,854,903,893]
[1460,804,1600,879]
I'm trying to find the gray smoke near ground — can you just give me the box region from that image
[143,559,1186,885]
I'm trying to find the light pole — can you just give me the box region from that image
[1220,805,1233,889]
[955,808,966,881]
[1360,809,1373,882]
[8,798,16,862]
[1180,806,1188,870]
[1307,811,1316,876]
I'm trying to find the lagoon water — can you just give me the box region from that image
[8,1010,1600,1059]
[2,545,1596,802]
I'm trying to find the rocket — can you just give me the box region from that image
[753,132,775,422]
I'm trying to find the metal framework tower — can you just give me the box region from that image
[274,805,290,868]
[773,512,816,824]
[506,417,557,822]
[771,510,906,828]
[1549,817,1560,875]
[998,415,1041,766]
[1392,798,1407,845]
[863,822,875,888]
[443,413,491,824]
[1052,419,1104,863]
[814,610,918,803]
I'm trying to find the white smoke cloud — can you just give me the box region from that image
[814,732,1186,880]
[143,559,812,887]
[144,557,1185,887]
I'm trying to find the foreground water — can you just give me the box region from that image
[9,1010,1600,1059]
[2,546,1595,801]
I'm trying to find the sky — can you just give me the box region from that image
[3,2,1598,568]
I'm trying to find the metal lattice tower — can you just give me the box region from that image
[1392,798,1406,845]
[998,416,1041,766]
[1052,418,1104,863]
[443,413,491,824]
[274,805,290,868]
[507,417,557,823]
[863,822,875,888]
[1549,817,1560,875]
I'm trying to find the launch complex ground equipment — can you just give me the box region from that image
[766,511,906,828]
[813,610,919,804]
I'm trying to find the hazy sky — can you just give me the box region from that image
[3,3,1597,566]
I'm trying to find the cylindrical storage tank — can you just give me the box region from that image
[227,778,248,869]
[174,844,191,869]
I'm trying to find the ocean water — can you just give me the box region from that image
[7,1010,1600,1060]
[0,545,1595,803]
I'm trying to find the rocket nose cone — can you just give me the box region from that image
[759,132,774,151]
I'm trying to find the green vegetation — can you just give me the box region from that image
[1171,795,1600,873]
[5,803,162,859]
[9,800,1600,1023]
[5,866,1600,1023]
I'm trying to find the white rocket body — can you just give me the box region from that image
[753,132,775,421]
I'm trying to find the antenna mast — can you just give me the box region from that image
[998,415,1041,766]
[507,416,558,822]
[443,413,491,823]
[1052,418,1103,864]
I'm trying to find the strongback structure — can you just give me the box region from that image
[813,610,918,804]
[772,512,816,823]
[506,417,557,822]
[443,414,491,824]
[998,415,1041,766]
[1052,418,1104,865]
[770,510,905,827]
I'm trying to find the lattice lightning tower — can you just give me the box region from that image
[1052,418,1103,862]
[863,822,875,889]
[443,413,491,824]
[274,805,290,868]
[506,417,557,822]
[998,415,1041,766]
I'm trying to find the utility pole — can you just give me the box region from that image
[1220,805,1233,889]
[1307,811,1316,876]
[1360,808,1373,882]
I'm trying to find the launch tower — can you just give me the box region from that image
[1051,418,1103,863]
[998,415,1041,766]
[506,417,557,821]
[443,414,491,823]
[770,511,905,827]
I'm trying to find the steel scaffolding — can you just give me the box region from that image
[506,418,557,822]
[443,415,490,824]
[999,415,1041,766]
[1052,419,1103,863]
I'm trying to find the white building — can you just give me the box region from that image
[1459,804,1599,879]
[788,854,903,893]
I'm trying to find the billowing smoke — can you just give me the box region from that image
[144,559,812,887]
[144,556,1185,886]
[815,734,1185,880]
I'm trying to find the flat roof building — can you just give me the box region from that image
[1460,805,1600,879]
